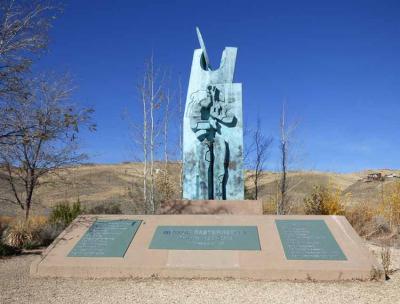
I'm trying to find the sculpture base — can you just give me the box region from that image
[156,199,263,215]
[30,214,383,281]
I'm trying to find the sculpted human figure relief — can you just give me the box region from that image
[183,27,244,200]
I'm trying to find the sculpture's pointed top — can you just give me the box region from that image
[196,26,211,70]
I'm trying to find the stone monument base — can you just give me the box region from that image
[157,199,263,215]
[30,214,383,281]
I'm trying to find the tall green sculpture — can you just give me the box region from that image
[183,27,244,200]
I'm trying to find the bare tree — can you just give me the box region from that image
[245,117,272,200]
[252,118,272,200]
[148,56,165,213]
[149,59,156,212]
[138,73,148,212]
[134,55,164,214]
[0,75,95,220]
[157,77,184,204]
[156,88,174,203]
[277,102,297,214]
[177,77,183,198]
[163,89,170,171]
[0,0,61,141]
[278,103,288,214]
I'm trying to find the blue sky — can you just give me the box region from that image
[38,0,399,172]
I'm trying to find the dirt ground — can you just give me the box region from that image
[0,245,399,304]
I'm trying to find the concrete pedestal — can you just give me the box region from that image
[30,214,383,281]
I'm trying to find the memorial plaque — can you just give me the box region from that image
[149,226,260,250]
[68,220,141,257]
[276,220,347,260]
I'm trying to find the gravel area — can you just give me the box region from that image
[1,248,399,304]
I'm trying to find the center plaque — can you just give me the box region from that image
[68,220,141,257]
[149,226,261,250]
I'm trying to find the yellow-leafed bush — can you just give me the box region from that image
[304,185,345,215]
[379,181,400,230]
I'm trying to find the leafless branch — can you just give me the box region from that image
[0,74,95,219]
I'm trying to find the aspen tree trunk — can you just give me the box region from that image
[137,55,165,213]
[178,79,184,198]
[142,78,148,213]
[149,56,155,213]
[278,103,288,215]
[164,90,170,172]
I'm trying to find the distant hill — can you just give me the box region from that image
[0,162,399,216]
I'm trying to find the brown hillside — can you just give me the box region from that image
[0,163,398,216]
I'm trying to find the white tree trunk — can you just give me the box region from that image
[142,79,148,213]
[178,79,183,198]
[149,56,155,214]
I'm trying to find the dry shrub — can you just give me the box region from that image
[264,182,298,215]
[304,185,344,215]
[0,216,19,256]
[0,216,13,226]
[0,216,14,236]
[87,203,122,215]
[2,216,48,248]
[370,266,384,281]
[29,215,48,227]
[38,223,65,246]
[345,203,376,237]
[381,245,393,280]
[155,172,178,204]
[263,199,276,214]
[263,197,302,215]
[286,201,304,214]
[379,181,400,231]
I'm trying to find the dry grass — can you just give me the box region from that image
[1,216,48,248]
[0,216,13,231]
[345,204,377,237]
[262,199,277,214]
[1,163,399,218]
[0,216,14,240]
